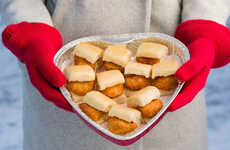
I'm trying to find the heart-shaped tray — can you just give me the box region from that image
[54,33,190,146]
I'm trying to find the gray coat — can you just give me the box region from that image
[1,0,230,150]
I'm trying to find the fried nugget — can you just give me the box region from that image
[75,55,96,69]
[136,57,160,65]
[103,61,124,72]
[125,75,149,90]
[79,103,105,122]
[107,117,138,135]
[151,75,178,91]
[67,81,94,96]
[101,84,123,98]
[138,99,163,118]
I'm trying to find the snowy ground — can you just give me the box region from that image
[0,22,230,150]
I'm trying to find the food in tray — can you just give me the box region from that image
[136,42,168,65]
[127,86,160,107]
[74,43,103,69]
[124,62,151,90]
[151,76,178,96]
[108,104,141,135]
[61,39,182,136]
[127,86,162,118]
[138,99,163,118]
[79,91,116,122]
[83,91,117,112]
[64,65,95,96]
[79,103,105,122]
[96,70,125,98]
[151,60,179,95]
[103,45,132,72]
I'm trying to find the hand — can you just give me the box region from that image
[168,19,230,111]
[2,22,73,112]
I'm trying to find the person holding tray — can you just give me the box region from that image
[1,0,230,150]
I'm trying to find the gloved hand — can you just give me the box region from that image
[2,22,73,112]
[168,19,230,111]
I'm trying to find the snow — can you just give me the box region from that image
[0,19,230,150]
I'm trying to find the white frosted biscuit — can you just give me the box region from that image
[103,45,132,67]
[124,62,151,78]
[152,60,179,79]
[127,86,160,107]
[64,65,95,82]
[136,42,168,59]
[96,70,125,90]
[83,91,116,112]
[74,43,103,64]
[109,104,141,125]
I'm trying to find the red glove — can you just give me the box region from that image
[168,19,230,111]
[2,22,73,112]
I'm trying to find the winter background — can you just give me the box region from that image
[0,17,229,150]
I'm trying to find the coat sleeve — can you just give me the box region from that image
[182,0,230,25]
[0,0,53,26]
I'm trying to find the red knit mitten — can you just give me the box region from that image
[2,22,73,112]
[168,20,230,111]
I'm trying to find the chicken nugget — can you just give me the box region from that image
[125,75,149,90]
[151,75,178,91]
[101,84,123,98]
[75,55,96,69]
[136,57,160,65]
[79,103,105,122]
[67,80,94,96]
[107,117,138,135]
[103,61,124,72]
[138,99,163,118]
